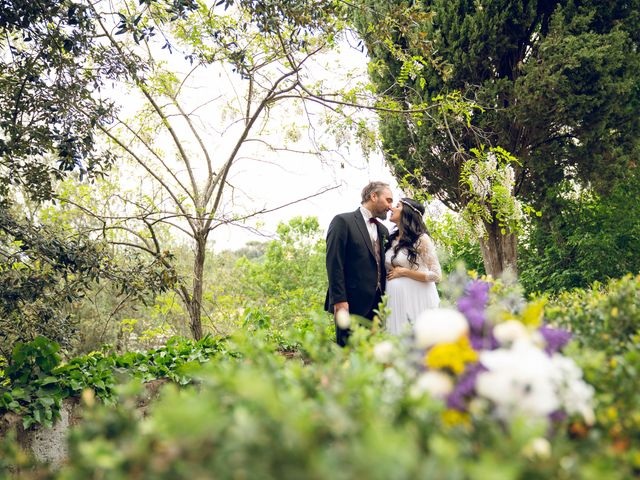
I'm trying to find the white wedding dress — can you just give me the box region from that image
[384,233,441,335]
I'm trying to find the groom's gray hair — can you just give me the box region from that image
[361,181,390,204]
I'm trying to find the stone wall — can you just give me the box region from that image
[0,379,167,470]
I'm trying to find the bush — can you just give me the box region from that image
[545,274,640,355]
[519,173,640,295]
[51,323,630,479]
[0,336,231,429]
[544,274,640,468]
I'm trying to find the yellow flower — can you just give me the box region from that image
[520,299,546,327]
[425,337,478,375]
[442,409,471,427]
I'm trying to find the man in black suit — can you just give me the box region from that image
[325,181,393,346]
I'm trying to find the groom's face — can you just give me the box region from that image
[372,188,393,219]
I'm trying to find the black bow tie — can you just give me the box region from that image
[369,218,378,224]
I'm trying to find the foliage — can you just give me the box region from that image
[519,171,640,294]
[355,0,640,208]
[33,319,631,479]
[0,0,115,204]
[460,146,530,237]
[203,217,327,347]
[2,273,640,476]
[0,207,175,358]
[352,0,640,274]
[53,0,354,340]
[545,274,640,356]
[425,210,485,275]
[544,274,640,471]
[0,335,231,429]
[236,217,326,320]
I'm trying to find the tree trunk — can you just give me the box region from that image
[479,218,518,278]
[186,235,207,340]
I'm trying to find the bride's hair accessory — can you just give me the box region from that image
[400,199,423,215]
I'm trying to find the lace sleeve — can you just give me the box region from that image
[416,234,442,283]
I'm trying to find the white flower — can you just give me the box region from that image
[551,355,595,425]
[522,437,551,460]
[335,309,351,329]
[411,371,454,399]
[493,320,531,345]
[414,308,469,349]
[373,341,394,363]
[476,341,561,419]
[486,151,498,171]
[504,165,515,188]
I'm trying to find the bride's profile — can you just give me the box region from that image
[384,198,441,335]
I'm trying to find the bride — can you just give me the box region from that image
[384,198,441,335]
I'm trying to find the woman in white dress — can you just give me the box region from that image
[384,198,442,335]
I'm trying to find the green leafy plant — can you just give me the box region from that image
[0,335,232,429]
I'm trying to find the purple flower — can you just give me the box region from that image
[538,325,572,354]
[470,330,499,351]
[548,410,567,423]
[446,363,487,411]
[457,281,490,329]
[457,280,496,349]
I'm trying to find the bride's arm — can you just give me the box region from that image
[388,235,442,282]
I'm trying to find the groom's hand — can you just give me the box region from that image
[334,302,349,315]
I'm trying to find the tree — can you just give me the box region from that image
[0,203,173,358]
[353,0,640,277]
[519,167,640,294]
[0,0,201,353]
[55,0,352,339]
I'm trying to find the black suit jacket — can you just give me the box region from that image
[324,209,389,317]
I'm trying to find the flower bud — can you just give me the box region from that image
[335,309,351,329]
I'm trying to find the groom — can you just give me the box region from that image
[325,181,393,346]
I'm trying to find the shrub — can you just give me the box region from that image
[52,323,630,479]
[0,336,231,429]
[544,274,640,355]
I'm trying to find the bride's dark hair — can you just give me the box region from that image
[388,198,428,268]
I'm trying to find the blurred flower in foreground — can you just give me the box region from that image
[373,341,394,363]
[414,308,468,348]
[335,309,350,329]
[374,276,595,429]
[411,371,454,399]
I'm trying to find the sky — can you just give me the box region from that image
[212,145,398,250]
[105,25,402,252]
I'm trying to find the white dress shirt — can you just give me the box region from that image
[359,206,379,245]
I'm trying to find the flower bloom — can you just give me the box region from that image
[476,341,561,419]
[442,409,471,427]
[373,341,394,363]
[538,324,572,354]
[414,308,469,349]
[550,354,595,425]
[494,319,531,345]
[335,309,350,329]
[446,363,487,411]
[411,371,454,399]
[457,280,497,350]
[425,337,478,375]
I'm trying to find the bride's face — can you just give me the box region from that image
[389,202,403,225]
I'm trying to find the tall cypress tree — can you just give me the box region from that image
[353,0,640,276]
